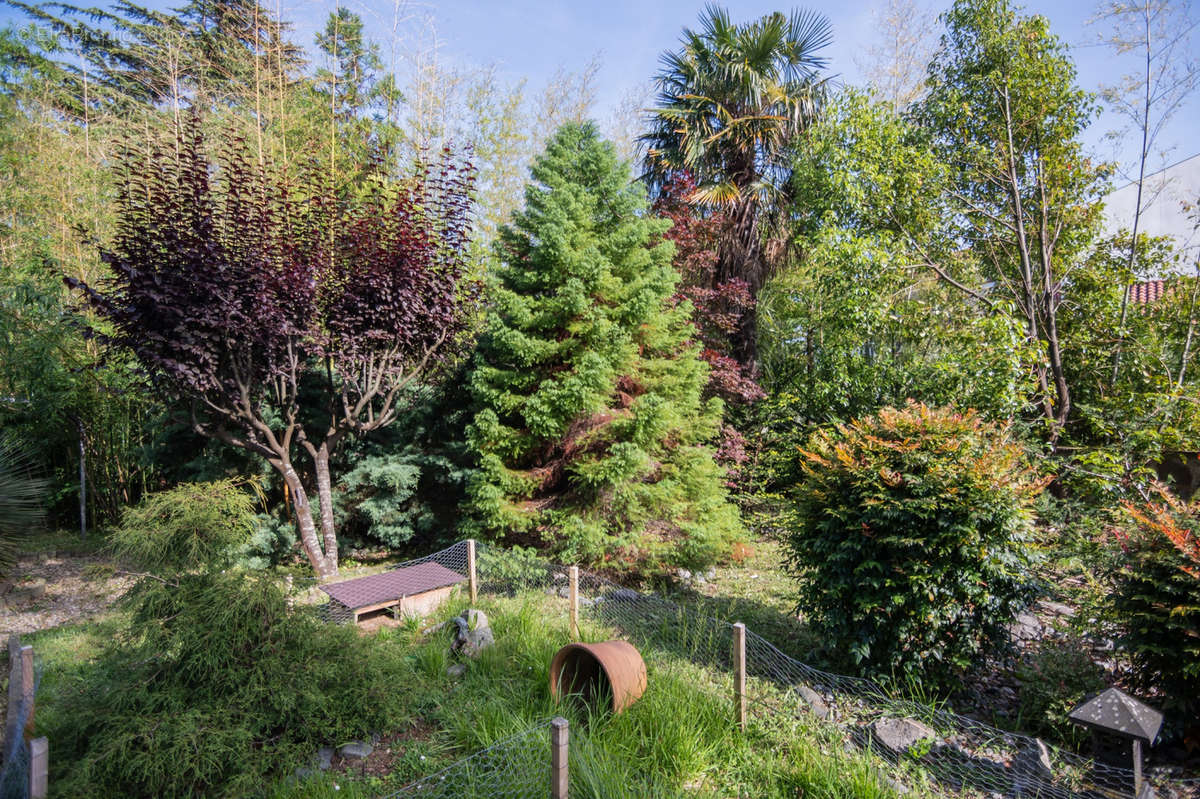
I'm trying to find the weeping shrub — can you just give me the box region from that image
[1110,484,1200,732]
[110,479,259,572]
[47,479,413,796]
[49,572,413,797]
[784,403,1046,692]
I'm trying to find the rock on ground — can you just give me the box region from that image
[338,741,374,760]
[449,609,495,658]
[797,685,831,720]
[871,717,939,754]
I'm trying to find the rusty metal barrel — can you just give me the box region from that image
[549,640,647,714]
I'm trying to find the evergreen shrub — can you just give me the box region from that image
[1111,485,1200,730]
[465,122,741,572]
[784,402,1046,691]
[241,513,298,569]
[333,374,477,551]
[50,573,412,797]
[110,479,258,571]
[53,481,412,796]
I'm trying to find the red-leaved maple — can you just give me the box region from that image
[69,116,475,578]
[653,174,763,482]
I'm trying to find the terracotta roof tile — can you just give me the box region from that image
[320,561,465,609]
[1130,279,1167,304]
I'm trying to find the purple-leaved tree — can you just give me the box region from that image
[69,115,476,578]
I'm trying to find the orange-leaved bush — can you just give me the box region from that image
[785,402,1048,692]
[1111,484,1200,730]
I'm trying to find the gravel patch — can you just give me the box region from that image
[0,554,135,636]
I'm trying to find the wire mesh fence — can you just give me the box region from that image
[382,721,552,799]
[0,662,41,799]
[317,540,1199,799]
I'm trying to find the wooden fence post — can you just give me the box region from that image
[5,638,34,754]
[568,566,579,640]
[467,539,477,605]
[1133,739,1143,798]
[732,622,746,732]
[550,716,569,799]
[19,645,33,737]
[5,635,21,758]
[28,737,48,799]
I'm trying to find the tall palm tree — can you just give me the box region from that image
[641,4,832,364]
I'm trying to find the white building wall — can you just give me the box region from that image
[1102,154,1200,273]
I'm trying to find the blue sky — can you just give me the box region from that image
[292,0,1198,177]
[4,0,1197,178]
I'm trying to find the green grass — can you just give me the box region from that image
[656,536,826,663]
[16,527,110,558]
[260,591,926,799]
[23,580,930,798]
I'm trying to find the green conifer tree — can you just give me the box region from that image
[466,122,741,570]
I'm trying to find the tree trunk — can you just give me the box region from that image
[276,459,335,579]
[1042,303,1071,439]
[77,417,87,542]
[312,443,339,576]
[718,197,766,366]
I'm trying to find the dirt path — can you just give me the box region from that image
[0,554,135,637]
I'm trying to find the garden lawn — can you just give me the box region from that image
[24,584,928,799]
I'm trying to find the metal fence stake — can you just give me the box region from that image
[467,539,478,604]
[551,717,569,799]
[733,622,746,732]
[569,566,579,640]
[28,737,47,799]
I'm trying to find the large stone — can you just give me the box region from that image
[459,626,494,658]
[338,741,374,760]
[1038,600,1075,618]
[797,685,831,720]
[607,588,642,603]
[290,766,315,784]
[461,609,489,631]
[1008,611,1042,642]
[1012,738,1054,797]
[447,663,467,678]
[316,746,334,770]
[870,718,939,754]
[450,609,495,658]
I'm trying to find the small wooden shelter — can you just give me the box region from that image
[321,561,465,624]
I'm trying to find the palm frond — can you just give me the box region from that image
[689,180,742,206]
[0,436,48,576]
[641,4,832,197]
